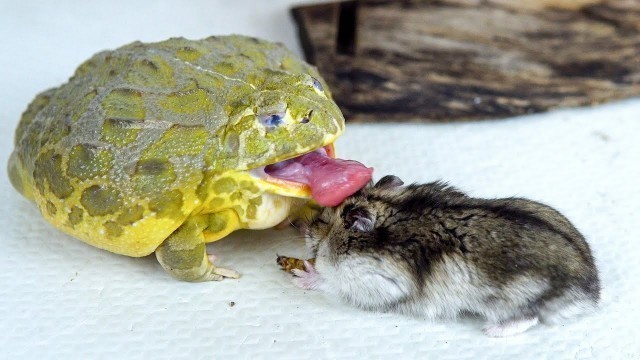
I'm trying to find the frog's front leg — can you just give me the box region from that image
[155,212,240,282]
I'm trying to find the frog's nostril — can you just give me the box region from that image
[301,110,313,124]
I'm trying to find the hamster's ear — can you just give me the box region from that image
[375,175,404,189]
[342,204,375,232]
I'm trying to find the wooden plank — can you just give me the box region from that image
[291,0,640,122]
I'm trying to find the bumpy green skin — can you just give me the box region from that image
[8,35,344,280]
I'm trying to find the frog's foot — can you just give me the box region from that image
[292,261,324,290]
[155,214,241,282]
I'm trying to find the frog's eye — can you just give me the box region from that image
[312,78,324,92]
[259,112,286,128]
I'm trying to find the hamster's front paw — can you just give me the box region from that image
[292,261,324,290]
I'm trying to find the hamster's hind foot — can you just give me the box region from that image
[483,316,539,337]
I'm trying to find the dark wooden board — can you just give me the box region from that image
[291,0,640,122]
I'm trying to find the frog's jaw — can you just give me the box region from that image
[243,193,307,230]
[198,144,335,232]
[197,169,306,233]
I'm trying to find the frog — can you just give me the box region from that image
[7,35,372,282]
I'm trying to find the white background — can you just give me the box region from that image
[1,1,639,358]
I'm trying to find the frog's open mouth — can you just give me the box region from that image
[250,145,373,206]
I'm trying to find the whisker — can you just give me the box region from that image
[288,217,299,230]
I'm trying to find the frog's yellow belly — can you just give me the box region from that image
[34,192,305,258]
[31,187,198,258]
[22,164,309,257]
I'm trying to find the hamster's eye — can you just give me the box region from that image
[259,112,285,128]
[312,78,324,92]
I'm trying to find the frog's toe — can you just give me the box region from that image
[213,266,241,279]
[207,254,240,279]
[200,271,224,282]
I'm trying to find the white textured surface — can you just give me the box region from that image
[1,1,639,359]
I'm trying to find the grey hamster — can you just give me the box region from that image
[293,175,600,337]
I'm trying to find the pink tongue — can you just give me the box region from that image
[264,151,373,206]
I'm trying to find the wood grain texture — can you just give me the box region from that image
[292,0,640,122]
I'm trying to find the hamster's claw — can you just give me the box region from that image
[292,261,323,290]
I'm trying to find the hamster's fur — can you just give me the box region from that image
[295,176,600,337]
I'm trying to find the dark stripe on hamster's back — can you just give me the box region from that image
[477,201,594,266]
[451,199,599,299]
[380,184,593,267]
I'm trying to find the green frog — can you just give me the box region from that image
[8,35,372,281]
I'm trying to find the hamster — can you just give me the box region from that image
[292,175,600,337]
